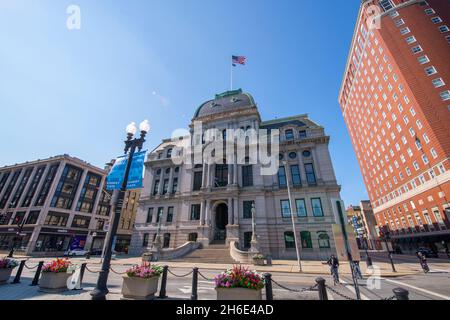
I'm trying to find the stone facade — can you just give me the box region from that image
[130,89,343,260]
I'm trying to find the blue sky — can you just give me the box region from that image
[0,0,367,206]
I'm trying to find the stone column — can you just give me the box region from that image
[200,200,206,226]
[233,197,239,225]
[311,148,322,182]
[228,197,234,225]
[233,154,238,186]
[206,164,212,188]
[205,200,211,225]
[227,164,233,186]
[298,151,308,186]
[202,163,207,188]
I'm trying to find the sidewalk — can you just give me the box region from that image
[13,254,440,277]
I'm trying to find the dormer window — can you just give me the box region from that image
[285,129,294,141]
[167,148,172,158]
[299,130,307,139]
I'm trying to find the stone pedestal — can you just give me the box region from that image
[226,225,239,245]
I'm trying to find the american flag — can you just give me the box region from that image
[232,55,246,66]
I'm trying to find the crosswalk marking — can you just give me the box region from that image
[340,279,370,300]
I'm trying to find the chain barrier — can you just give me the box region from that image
[198,271,214,281]
[382,295,397,300]
[109,267,128,275]
[85,266,101,274]
[270,278,318,293]
[325,285,356,300]
[168,269,194,278]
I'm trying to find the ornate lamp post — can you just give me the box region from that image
[250,203,259,253]
[151,210,163,261]
[86,231,98,260]
[91,119,150,300]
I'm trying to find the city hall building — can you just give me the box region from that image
[130,89,345,260]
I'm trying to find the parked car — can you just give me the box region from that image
[89,249,103,256]
[64,248,89,257]
[416,247,439,258]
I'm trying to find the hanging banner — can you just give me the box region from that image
[106,151,147,190]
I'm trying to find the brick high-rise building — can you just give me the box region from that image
[339,0,450,253]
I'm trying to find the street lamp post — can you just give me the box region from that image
[150,210,163,261]
[8,217,26,258]
[381,226,396,272]
[91,120,150,300]
[282,161,302,272]
[250,203,259,253]
[364,236,373,268]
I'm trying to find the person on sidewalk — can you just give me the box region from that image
[352,260,363,280]
[327,254,340,285]
[417,252,430,273]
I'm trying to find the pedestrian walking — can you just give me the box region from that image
[327,254,340,285]
[417,252,430,273]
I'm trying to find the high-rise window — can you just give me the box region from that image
[304,163,317,185]
[432,78,445,88]
[424,66,437,76]
[162,179,169,194]
[0,170,22,209]
[76,172,101,213]
[290,165,301,186]
[22,166,45,208]
[146,208,153,223]
[379,0,394,12]
[153,180,160,195]
[50,165,82,210]
[278,166,287,187]
[156,207,164,223]
[9,168,33,208]
[172,178,178,193]
[440,90,450,101]
[25,211,40,225]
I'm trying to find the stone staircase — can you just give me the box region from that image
[175,244,236,264]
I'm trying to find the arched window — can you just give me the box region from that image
[300,231,312,249]
[318,232,330,249]
[284,231,295,249]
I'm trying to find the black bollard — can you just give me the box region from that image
[78,263,87,290]
[30,261,44,286]
[316,277,328,300]
[264,273,273,300]
[191,267,198,300]
[12,260,26,284]
[392,287,409,300]
[159,266,168,299]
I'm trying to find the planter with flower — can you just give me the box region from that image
[0,257,19,284]
[121,263,163,300]
[214,265,265,300]
[39,258,72,292]
[252,254,266,266]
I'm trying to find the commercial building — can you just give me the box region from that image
[0,155,109,256]
[346,201,381,250]
[339,0,450,253]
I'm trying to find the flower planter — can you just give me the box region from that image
[216,287,263,300]
[39,272,72,292]
[121,276,160,300]
[0,269,13,284]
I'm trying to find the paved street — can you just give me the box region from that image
[0,255,449,300]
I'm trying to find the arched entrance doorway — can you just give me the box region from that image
[214,203,228,242]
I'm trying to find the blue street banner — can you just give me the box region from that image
[106,150,147,190]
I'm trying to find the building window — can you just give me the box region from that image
[304,163,317,185]
[9,168,33,208]
[172,178,178,193]
[284,231,295,249]
[214,162,228,187]
[395,19,404,27]
[0,170,22,209]
[299,130,307,139]
[188,233,198,242]
[290,165,301,186]
[278,166,287,187]
[424,8,435,15]
[44,212,69,227]
[311,198,324,217]
[166,207,174,223]
[146,208,153,223]
[295,199,307,217]
[242,165,253,187]
[193,171,202,191]
[71,215,91,229]
[285,129,294,141]
[438,26,449,33]
[424,66,437,76]
[50,165,83,210]
[243,232,252,249]
[153,180,160,195]
[76,172,101,213]
[243,201,254,219]
[25,211,40,225]
[281,200,291,218]
[431,17,442,24]
[302,150,312,158]
[379,0,394,11]
[405,36,416,44]
[190,204,201,220]
[411,45,423,54]
[162,179,169,194]
[142,234,149,247]
[432,78,445,88]
[289,152,297,159]
[318,232,331,249]
[417,55,430,64]
[167,148,172,158]
[12,211,26,225]
[300,231,312,249]
[400,27,410,35]
[163,233,171,248]
[440,90,450,101]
